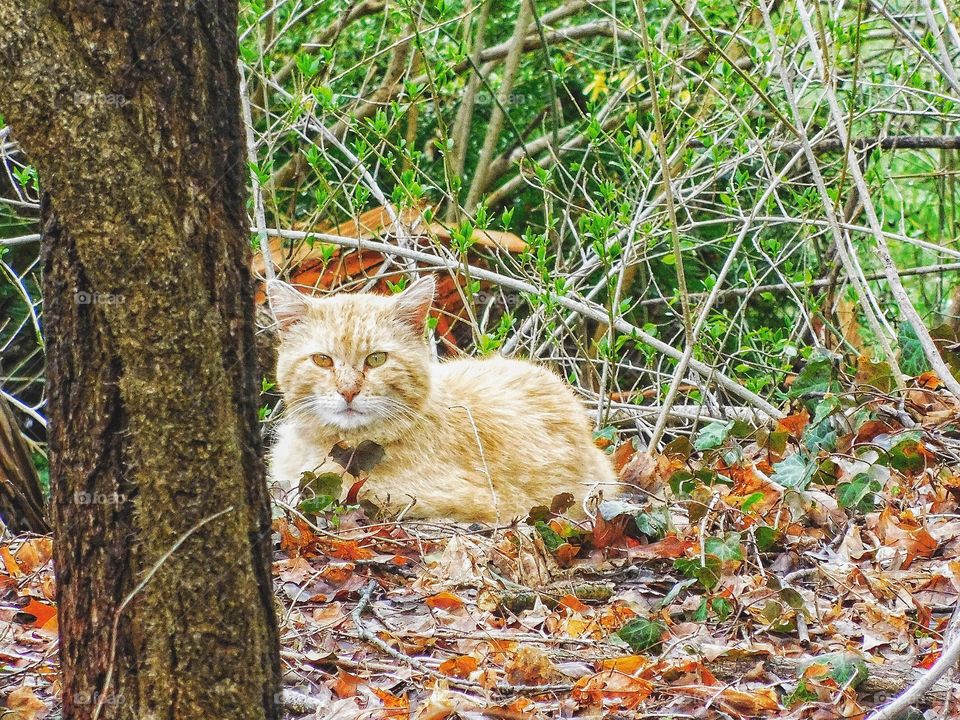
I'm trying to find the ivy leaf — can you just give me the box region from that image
[616,617,666,653]
[789,352,841,398]
[674,556,722,589]
[634,509,669,539]
[803,416,838,453]
[898,323,931,376]
[704,532,743,561]
[694,421,733,451]
[711,597,733,621]
[755,525,779,551]
[856,356,894,393]
[800,653,869,689]
[299,471,343,499]
[811,394,839,427]
[837,474,880,509]
[771,453,815,490]
[887,432,927,474]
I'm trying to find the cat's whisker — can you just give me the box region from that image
[276,397,326,424]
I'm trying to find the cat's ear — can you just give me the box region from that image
[266,280,310,330]
[393,275,435,333]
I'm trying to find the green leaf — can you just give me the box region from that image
[674,556,722,589]
[771,453,814,490]
[800,653,869,689]
[789,357,840,398]
[754,525,779,551]
[668,469,695,496]
[662,436,694,460]
[888,432,926,473]
[298,471,343,499]
[616,617,667,653]
[857,358,894,393]
[710,597,732,621]
[634,509,669,539]
[534,521,565,551]
[811,395,839,427]
[298,495,336,514]
[741,492,766,512]
[704,532,743,561]
[785,679,817,707]
[837,474,880,509]
[803,417,838,453]
[694,597,709,623]
[898,323,930,376]
[694,421,733,451]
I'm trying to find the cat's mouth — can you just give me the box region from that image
[327,405,374,430]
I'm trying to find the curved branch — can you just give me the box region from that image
[260,226,785,419]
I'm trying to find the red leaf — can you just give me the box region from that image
[345,477,367,505]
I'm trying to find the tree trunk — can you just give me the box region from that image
[0,3,281,719]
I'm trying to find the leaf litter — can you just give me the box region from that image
[2,362,960,718]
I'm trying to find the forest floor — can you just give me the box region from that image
[2,373,960,719]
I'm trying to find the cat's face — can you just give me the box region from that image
[268,277,435,435]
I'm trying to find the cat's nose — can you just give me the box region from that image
[339,388,359,403]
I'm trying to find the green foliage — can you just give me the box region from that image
[693,421,733,451]
[771,453,815,491]
[616,617,667,654]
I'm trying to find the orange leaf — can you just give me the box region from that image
[319,563,355,585]
[321,538,374,561]
[919,646,940,669]
[629,535,693,559]
[332,669,364,698]
[438,655,478,678]
[777,410,809,438]
[21,598,56,628]
[14,538,52,573]
[505,645,562,685]
[876,508,938,568]
[553,543,580,567]
[1,546,21,577]
[273,519,316,554]
[592,514,630,550]
[675,685,781,715]
[425,591,464,611]
[371,687,409,717]
[619,451,660,492]
[4,685,48,720]
[558,594,590,614]
[572,670,653,710]
[612,441,636,473]
[344,478,367,505]
[499,698,533,715]
[854,419,896,444]
[598,655,649,675]
[916,371,943,389]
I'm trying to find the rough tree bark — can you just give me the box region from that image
[0,2,281,719]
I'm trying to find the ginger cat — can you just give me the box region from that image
[266,276,616,522]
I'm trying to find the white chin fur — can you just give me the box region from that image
[315,394,377,431]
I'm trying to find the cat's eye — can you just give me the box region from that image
[366,351,387,368]
[311,353,333,368]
